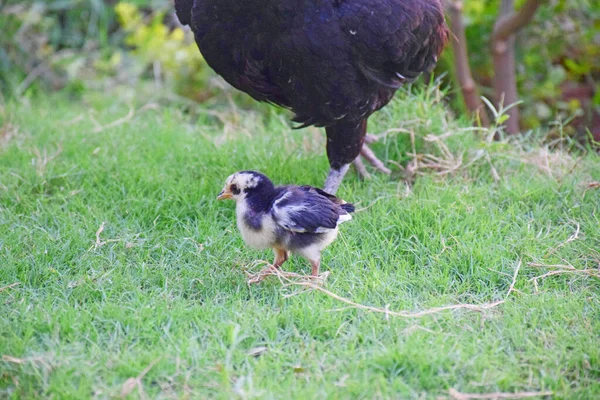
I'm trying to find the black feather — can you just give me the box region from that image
[178,0,448,170]
[341,203,355,213]
[269,185,353,234]
[174,0,193,25]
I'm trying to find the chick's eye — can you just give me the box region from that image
[230,184,240,195]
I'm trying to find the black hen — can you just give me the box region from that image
[175,0,449,194]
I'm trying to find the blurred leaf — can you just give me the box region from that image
[564,59,591,76]
[497,114,510,124]
[548,66,567,86]
[593,89,600,106]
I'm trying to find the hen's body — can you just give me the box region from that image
[176,0,448,193]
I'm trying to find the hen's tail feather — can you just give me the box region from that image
[174,0,193,26]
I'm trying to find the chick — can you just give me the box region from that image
[217,171,354,278]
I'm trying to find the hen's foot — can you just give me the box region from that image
[353,134,391,179]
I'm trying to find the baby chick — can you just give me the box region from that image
[217,171,354,278]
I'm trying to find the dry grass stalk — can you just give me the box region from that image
[0,282,21,293]
[406,152,464,176]
[31,144,63,176]
[402,130,464,177]
[120,357,162,399]
[378,119,583,186]
[526,222,599,289]
[305,284,503,318]
[380,125,496,180]
[2,354,54,371]
[449,387,553,399]
[528,262,599,288]
[516,147,578,180]
[354,195,402,213]
[505,260,521,299]
[1,121,18,148]
[243,261,507,318]
[95,222,106,247]
[90,103,158,134]
[541,222,579,259]
[244,261,330,285]
[89,222,123,251]
[585,182,600,189]
[583,181,600,199]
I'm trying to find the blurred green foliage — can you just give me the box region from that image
[114,2,210,99]
[455,0,599,132]
[0,0,598,134]
[0,0,209,99]
[1,0,120,96]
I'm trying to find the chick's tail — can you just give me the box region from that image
[341,203,355,214]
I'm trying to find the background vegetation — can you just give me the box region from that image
[1,82,599,399]
[1,1,599,398]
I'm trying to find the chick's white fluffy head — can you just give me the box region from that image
[217,171,266,201]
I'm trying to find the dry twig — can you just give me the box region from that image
[120,357,162,399]
[244,261,506,318]
[95,222,106,247]
[91,103,158,133]
[526,222,599,289]
[2,354,53,371]
[354,195,398,213]
[90,222,125,250]
[528,262,599,288]
[0,282,21,293]
[32,144,63,176]
[541,222,580,259]
[583,181,600,199]
[244,261,330,285]
[449,388,553,400]
[505,260,521,299]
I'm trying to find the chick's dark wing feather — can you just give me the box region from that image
[271,187,341,234]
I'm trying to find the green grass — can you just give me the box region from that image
[1,87,599,399]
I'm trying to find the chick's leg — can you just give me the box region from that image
[247,248,290,284]
[272,248,289,269]
[310,258,320,278]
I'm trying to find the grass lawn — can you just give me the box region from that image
[1,86,599,399]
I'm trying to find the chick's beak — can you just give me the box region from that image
[217,187,233,200]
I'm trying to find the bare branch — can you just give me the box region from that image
[492,0,547,42]
[491,0,546,134]
[445,1,490,127]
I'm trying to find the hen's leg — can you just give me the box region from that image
[324,120,390,193]
[324,164,350,195]
[353,134,391,179]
